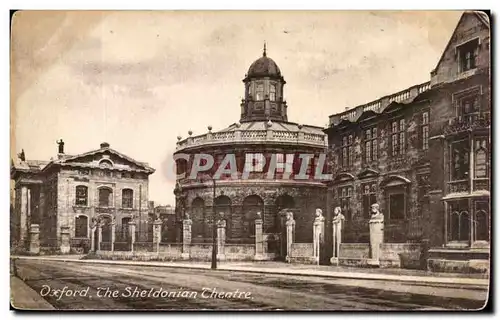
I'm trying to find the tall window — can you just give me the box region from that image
[122,189,133,208]
[474,201,489,242]
[75,216,88,238]
[98,187,113,207]
[475,138,488,178]
[457,95,480,121]
[341,134,354,168]
[256,83,264,101]
[338,186,353,220]
[75,185,88,206]
[363,127,378,163]
[391,119,405,156]
[388,193,406,220]
[448,200,470,242]
[451,140,470,181]
[458,39,479,73]
[269,84,276,101]
[362,183,377,219]
[421,111,429,150]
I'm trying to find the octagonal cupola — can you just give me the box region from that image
[240,43,288,123]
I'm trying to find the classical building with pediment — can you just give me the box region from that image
[11,141,155,253]
[324,11,490,271]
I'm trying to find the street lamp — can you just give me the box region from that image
[211,178,217,270]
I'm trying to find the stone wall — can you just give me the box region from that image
[326,99,431,244]
[56,168,150,242]
[224,244,256,261]
[288,243,315,264]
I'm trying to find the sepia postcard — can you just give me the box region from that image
[10,10,491,311]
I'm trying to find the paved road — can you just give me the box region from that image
[13,259,487,311]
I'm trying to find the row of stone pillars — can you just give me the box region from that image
[181,212,267,260]
[89,219,164,253]
[283,206,385,265]
[27,224,70,254]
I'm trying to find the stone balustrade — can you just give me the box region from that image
[330,81,431,125]
[176,128,326,151]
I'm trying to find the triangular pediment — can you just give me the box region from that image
[57,148,154,173]
[358,168,379,179]
[334,172,355,183]
[432,12,490,79]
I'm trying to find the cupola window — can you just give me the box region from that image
[256,83,264,101]
[270,84,276,101]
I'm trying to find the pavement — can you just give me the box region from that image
[10,276,55,310]
[11,258,489,310]
[11,255,489,288]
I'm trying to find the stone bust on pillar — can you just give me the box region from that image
[333,206,345,223]
[369,203,384,222]
[314,208,325,222]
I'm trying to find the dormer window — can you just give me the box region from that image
[256,83,264,101]
[269,84,276,101]
[458,38,479,73]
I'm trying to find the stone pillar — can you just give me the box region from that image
[29,224,40,254]
[90,224,97,253]
[216,218,226,261]
[128,221,136,252]
[110,220,116,252]
[60,226,71,254]
[97,223,102,252]
[285,212,295,263]
[368,204,384,266]
[254,213,264,260]
[153,219,162,253]
[313,209,325,264]
[330,208,345,265]
[19,186,28,247]
[181,218,192,259]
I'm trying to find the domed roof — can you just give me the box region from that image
[246,44,281,78]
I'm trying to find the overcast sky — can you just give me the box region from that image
[11,10,463,206]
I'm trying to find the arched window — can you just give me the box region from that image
[269,84,276,101]
[242,195,264,240]
[75,215,88,238]
[122,189,133,208]
[475,139,488,178]
[475,210,489,241]
[214,196,232,238]
[459,211,470,242]
[75,185,88,206]
[120,217,131,241]
[99,159,113,168]
[101,216,112,242]
[98,187,113,207]
[191,198,206,239]
[256,83,264,101]
[450,211,460,241]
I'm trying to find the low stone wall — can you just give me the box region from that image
[224,244,256,261]
[159,243,182,259]
[189,244,213,261]
[288,243,316,264]
[380,243,421,268]
[428,258,490,274]
[338,243,370,267]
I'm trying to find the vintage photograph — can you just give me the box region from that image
[10,10,490,311]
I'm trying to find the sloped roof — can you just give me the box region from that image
[432,11,490,74]
[219,120,324,135]
[11,144,155,177]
